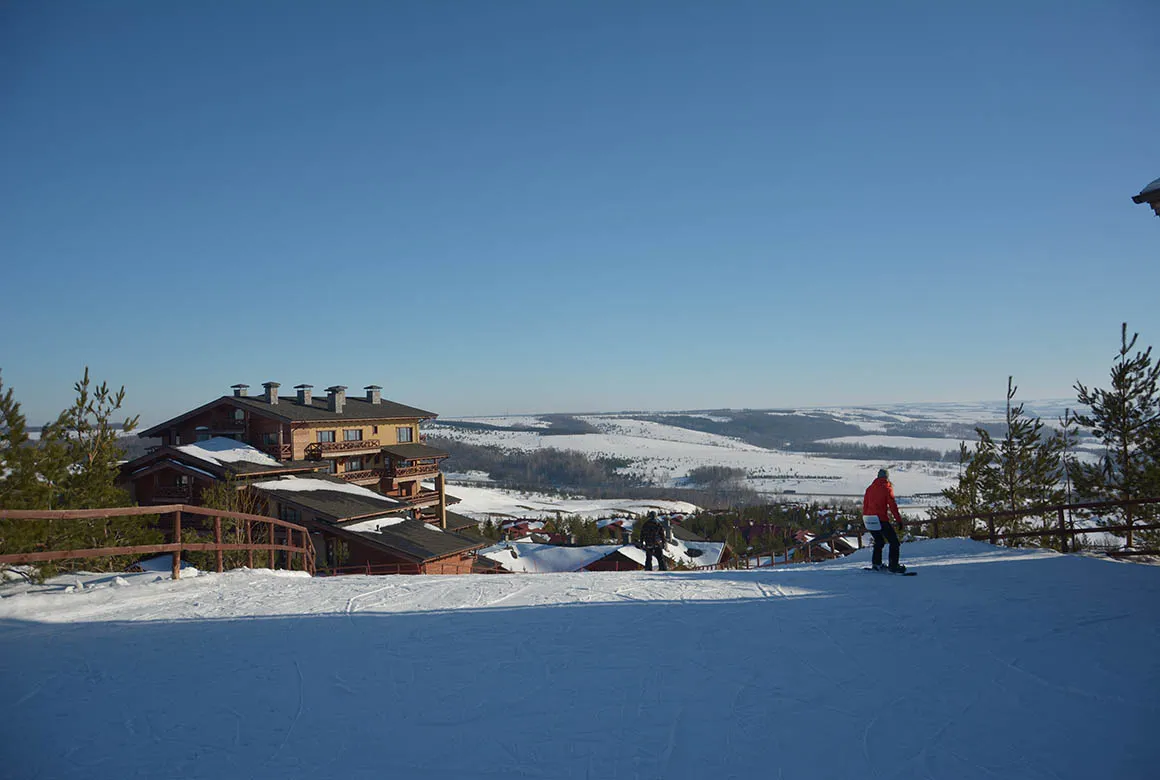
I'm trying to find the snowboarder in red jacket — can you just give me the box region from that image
[862,469,906,573]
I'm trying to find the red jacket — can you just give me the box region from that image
[862,477,902,524]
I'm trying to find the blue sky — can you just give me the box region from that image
[2,1,1158,426]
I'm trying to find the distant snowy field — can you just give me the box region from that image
[442,483,698,521]
[2,539,1157,779]
[424,401,1079,504]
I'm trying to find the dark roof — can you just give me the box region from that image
[670,523,707,543]
[1132,177,1160,204]
[347,519,484,562]
[381,443,449,460]
[443,510,479,533]
[249,477,407,521]
[140,394,437,437]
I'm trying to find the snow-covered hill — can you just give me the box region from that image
[2,540,1157,779]
[429,402,1085,504]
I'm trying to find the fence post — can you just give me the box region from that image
[932,518,940,539]
[1058,508,1068,553]
[268,522,275,569]
[247,520,254,569]
[214,516,223,573]
[172,511,182,580]
[988,517,996,546]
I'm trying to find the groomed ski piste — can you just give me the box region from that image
[2,539,1158,779]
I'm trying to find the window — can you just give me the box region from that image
[317,430,336,443]
[372,425,379,434]
[279,505,300,523]
[346,458,363,471]
[320,460,336,474]
[233,409,245,421]
[196,432,211,442]
[343,429,363,441]
[397,426,414,444]
[262,432,278,445]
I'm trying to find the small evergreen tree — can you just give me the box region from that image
[0,368,160,575]
[932,441,992,537]
[1072,323,1160,547]
[934,378,1064,546]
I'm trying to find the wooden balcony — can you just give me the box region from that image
[337,469,381,484]
[154,485,192,500]
[388,488,441,508]
[304,439,381,460]
[261,444,292,460]
[387,463,441,479]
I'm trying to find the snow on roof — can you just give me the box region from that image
[175,437,282,468]
[478,542,618,573]
[250,477,401,503]
[342,515,409,533]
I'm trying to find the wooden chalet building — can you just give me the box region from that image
[132,382,452,526]
[122,437,324,505]
[247,476,484,575]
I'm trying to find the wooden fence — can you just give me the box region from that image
[0,505,315,579]
[893,496,1160,553]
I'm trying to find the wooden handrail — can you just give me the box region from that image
[0,505,315,578]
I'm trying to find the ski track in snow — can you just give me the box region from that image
[1,539,1158,779]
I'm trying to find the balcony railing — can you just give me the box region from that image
[389,489,440,507]
[337,469,381,483]
[261,444,293,460]
[155,485,192,500]
[304,439,381,460]
[387,463,440,479]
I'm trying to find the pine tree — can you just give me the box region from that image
[935,378,1064,546]
[1072,323,1160,547]
[1056,408,1082,549]
[1,368,161,574]
[1,370,34,508]
[43,367,139,510]
[932,440,992,537]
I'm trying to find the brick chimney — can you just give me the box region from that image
[262,381,280,405]
[294,384,313,406]
[231,384,249,397]
[365,385,382,405]
[326,385,347,414]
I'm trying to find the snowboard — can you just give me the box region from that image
[863,567,917,576]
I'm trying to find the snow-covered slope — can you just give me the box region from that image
[2,540,1157,779]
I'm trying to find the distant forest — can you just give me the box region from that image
[426,436,762,509]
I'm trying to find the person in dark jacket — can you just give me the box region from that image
[862,469,906,572]
[639,512,668,571]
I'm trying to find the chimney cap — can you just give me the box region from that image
[364,384,382,390]
[262,381,281,388]
[294,383,313,389]
[230,383,249,389]
[325,385,347,393]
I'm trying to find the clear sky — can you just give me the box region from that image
[2,0,1158,426]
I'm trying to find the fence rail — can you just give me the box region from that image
[0,504,316,579]
[895,496,1160,552]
